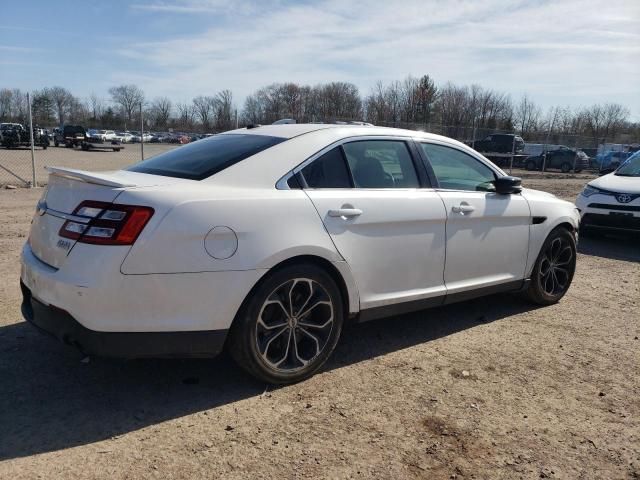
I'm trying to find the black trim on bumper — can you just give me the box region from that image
[20,281,228,359]
[582,213,640,232]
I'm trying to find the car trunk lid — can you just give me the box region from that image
[29,167,175,268]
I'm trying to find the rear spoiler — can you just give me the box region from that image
[46,167,136,188]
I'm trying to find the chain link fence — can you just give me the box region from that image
[2,115,636,187]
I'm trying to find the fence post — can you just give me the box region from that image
[471,124,477,149]
[510,133,515,175]
[27,92,36,187]
[140,103,144,161]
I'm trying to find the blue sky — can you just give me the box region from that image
[1,0,639,119]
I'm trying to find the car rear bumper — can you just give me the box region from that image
[21,242,265,333]
[21,280,228,358]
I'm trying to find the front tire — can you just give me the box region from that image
[525,227,576,305]
[228,263,344,384]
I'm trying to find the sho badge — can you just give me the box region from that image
[57,239,72,251]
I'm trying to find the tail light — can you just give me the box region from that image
[59,201,154,245]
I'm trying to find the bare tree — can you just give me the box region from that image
[176,102,195,130]
[582,103,629,146]
[0,88,14,121]
[109,84,144,123]
[150,97,172,128]
[192,95,217,130]
[46,86,75,126]
[215,89,233,131]
[515,95,542,138]
[88,93,104,122]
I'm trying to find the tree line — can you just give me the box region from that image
[0,75,637,147]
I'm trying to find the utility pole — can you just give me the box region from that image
[541,108,558,174]
[27,92,36,188]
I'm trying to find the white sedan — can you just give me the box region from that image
[575,152,640,233]
[20,124,580,383]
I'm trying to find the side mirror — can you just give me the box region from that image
[494,176,522,194]
[599,167,615,176]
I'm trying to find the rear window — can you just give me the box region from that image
[127,134,286,180]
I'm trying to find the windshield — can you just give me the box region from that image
[616,152,640,177]
[127,133,286,180]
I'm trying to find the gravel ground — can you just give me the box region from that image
[0,175,638,479]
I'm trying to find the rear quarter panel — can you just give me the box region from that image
[119,186,344,275]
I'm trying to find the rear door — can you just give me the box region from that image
[417,142,531,294]
[298,137,447,311]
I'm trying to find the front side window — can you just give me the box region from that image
[127,134,286,180]
[420,143,496,191]
[342,140,419,188]
[300,147,352,188]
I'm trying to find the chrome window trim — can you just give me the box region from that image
[276,134,427,190]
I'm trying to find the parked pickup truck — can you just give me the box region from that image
[55,125,87,148]
[470,134,525,154]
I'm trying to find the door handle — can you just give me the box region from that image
[451,203,475,214]
[328,208,363,218]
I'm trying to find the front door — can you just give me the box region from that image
[418,142,531,294]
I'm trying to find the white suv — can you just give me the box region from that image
[576,151,640,233]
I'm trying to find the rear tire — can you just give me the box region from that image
[228,263,344,384]
[526,160,537,171]
[525,227,576,305]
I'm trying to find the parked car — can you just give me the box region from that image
[471,134,525,154]
[20,124,579,384]
[54,125,87,148]
[576,151,640,233]
[525,146,589,173]
[596,151,631,173]
[113,131,133,143]
[89,129,117,141]
[0,122,23,142]
[0,124,49,149]
[133,133,153,143]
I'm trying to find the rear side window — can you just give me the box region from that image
[342,140,419,188]
[127,134,286,180]
[301,147,352,188]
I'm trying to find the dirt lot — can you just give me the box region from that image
[0,175,638,479]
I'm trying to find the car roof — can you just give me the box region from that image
[224,123,454,142]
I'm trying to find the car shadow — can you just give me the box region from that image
[578,232,640,262]
[0,293,535,461]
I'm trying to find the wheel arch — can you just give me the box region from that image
[526,219,578,277]
[269,255,358,317]
[232,253,359,334]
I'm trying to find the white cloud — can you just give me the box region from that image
[115,0,640,117]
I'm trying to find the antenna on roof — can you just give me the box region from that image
[272,119,297,125]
